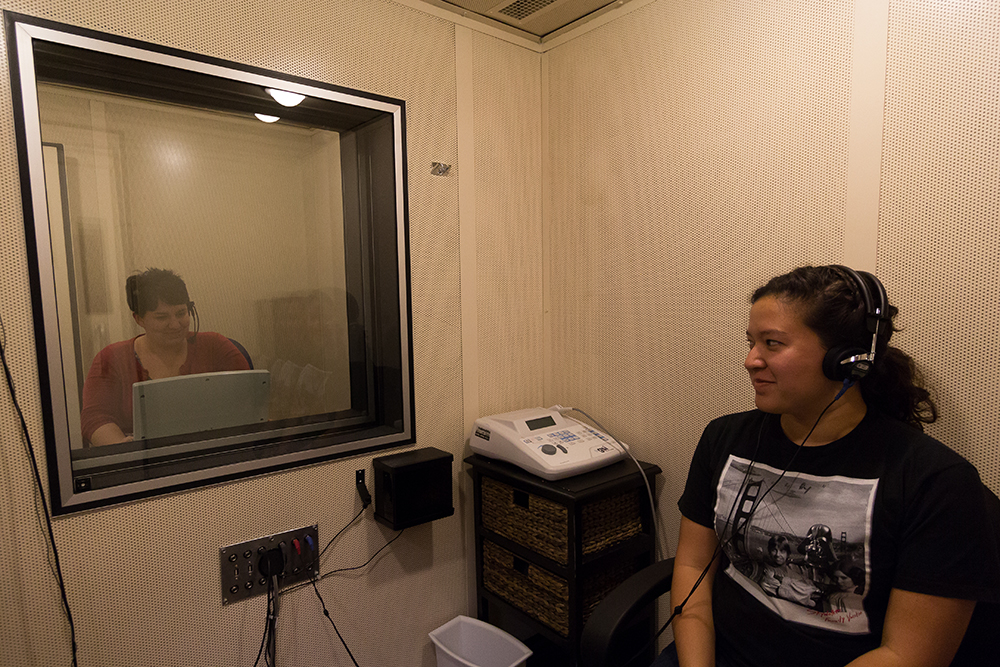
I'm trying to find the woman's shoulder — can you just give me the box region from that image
[187,332,250,369]
[697,409,770,454]
[190,331,227,342]
[189,331,234,348]
[864,411,982,486]
[865,411,969,463]
[705,409,768,435]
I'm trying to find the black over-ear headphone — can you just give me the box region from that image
[125,275,140,313]
[188,301,200,334]
[821,265,889,382]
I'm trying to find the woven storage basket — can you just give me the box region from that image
[579,556,643,623]
[581,488,642,555]
[482,540,642,637]
[483,539,570,635]
[481,477,644,565]
[482,477,569,564]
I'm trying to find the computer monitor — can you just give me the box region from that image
[132,370,270,440]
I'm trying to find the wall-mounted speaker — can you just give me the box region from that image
[373,447,454,530]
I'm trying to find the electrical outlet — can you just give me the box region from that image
[219,524,319,605]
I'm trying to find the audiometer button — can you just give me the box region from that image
[540,444,558,455]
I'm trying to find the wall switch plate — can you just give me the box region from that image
[219,524,319,605]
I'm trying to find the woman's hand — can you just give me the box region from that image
[88,422,131,446]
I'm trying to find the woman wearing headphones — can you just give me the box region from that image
[80,268,249,446]
[661,265,999,666]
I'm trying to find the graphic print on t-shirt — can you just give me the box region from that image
[714,455,878,634]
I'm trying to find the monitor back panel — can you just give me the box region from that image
[133,370,270,440]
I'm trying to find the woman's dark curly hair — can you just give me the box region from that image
[751,265,937,428]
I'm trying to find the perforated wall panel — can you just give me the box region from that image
[0,1,465,666]
[473,31,545,416]
[879,0,1000,492]
[545,0,852,551]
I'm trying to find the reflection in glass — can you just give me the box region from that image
[6,13,413,512]
[38,85,355,443]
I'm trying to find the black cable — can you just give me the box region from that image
[295,530,402,666]
[621,386,852,666]
[268,575,278,667]
[274,507,404,667]
[265,504,404,667]
[252,584,272,667]
[252,590,269,667]
[283,516,405,596]
[319,506,365,561]
[615,419,771,666]
[318,528,405,579]
[253,575,279,667]
[311,579,361,667]
[0,316,78,666]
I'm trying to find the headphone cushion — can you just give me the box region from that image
[822,344,869,381]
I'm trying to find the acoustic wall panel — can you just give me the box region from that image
[544,0,852,552]
[0,1,465,666]
[473,31,545,417]
[879,0,1000,491]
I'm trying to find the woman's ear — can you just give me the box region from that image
[132,311,144,328]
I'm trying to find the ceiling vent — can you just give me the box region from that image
[496,0,559,22]
[440,0,618,38]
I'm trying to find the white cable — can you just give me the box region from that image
[550,405,666,562]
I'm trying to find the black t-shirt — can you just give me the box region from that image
[678,409,1000,667]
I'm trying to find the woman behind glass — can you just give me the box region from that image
[80,268,249,446]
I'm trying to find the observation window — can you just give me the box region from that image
[5,12,414,513]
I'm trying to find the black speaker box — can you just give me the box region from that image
[373,447,454,530]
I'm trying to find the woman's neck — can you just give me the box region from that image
[139,333,186,355]
[780,389,867,447]
[135,334,188,378]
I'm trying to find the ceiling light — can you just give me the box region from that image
[265,88,306,107]
[254,113,280,123]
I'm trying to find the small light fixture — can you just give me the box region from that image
[265,88,306,107]
[255,113,280,123]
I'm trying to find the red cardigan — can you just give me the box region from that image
[80,332,250,442]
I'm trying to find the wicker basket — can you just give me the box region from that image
[581,487,642,555]
[483,539,570,635]
[481,477,643,565]
[482,539,642,637]
[482,477,569,564]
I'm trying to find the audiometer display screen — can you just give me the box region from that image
[526,416,556,431]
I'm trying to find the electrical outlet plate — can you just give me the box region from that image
[219,524,319,605]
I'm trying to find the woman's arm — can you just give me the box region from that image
[80,343,133,444]
[846,589,975,667]
[672,516,723,667]
[88,422,132,447]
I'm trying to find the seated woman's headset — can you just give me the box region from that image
[821,265,890,382]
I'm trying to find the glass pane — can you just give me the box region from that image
[6,14,413,511]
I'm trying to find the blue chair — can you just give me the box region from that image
[228,338,253,369]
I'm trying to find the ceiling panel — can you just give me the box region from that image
[422,0,621,38]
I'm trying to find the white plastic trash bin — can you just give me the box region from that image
[429,615,532,667]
